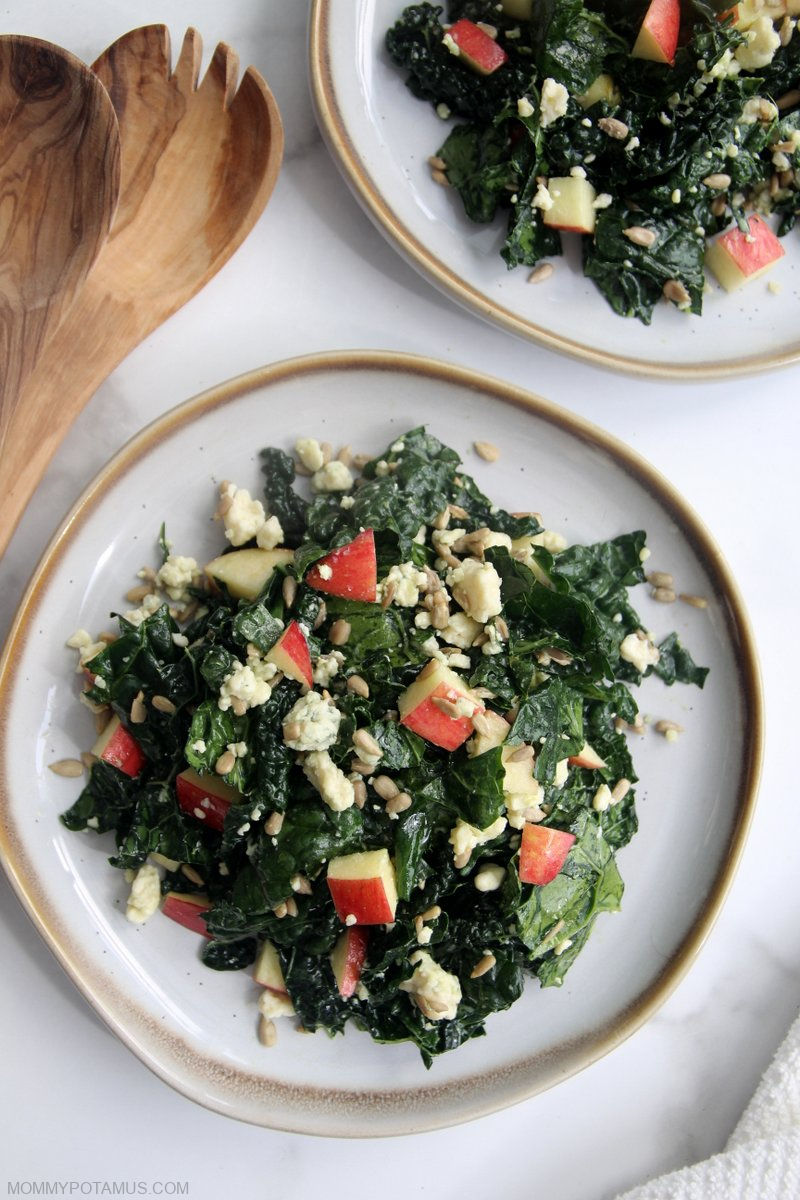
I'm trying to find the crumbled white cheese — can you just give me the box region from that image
[295,437,325,472]
[156,554,198,602]
[312,461,354,493]
[517,96,535,118]
[592,193,613,210]
[256,515,284,550]
[172,633,189,648]
[66,628,107,671]
[302,750,354,812]
[399,950,462,1021]
[625,136,640,152]
[530,529,568,553]
[283,691,341,751]
[340,494,355,510]
[257,988,295,1019]
[620,631,660,674]
[474,864,506,892]
[532,181,555,211]
[218,653,277,712]
[442,31,460,56]
[415,611,432,630]
[125,864,161,924]
[736,15,781,70]
[449,816,507,864]
[191,739,207,753]
[481,623,504,658]
[318,564,333,580]
[553,758,570,789]
[379,562,428,607]
[539,77,569,128]
[440,611,481,648]
[448,559,503,624]
[436,102,451,120]
[312,650,344,687]
[124,592,162,628]
[218,482,267,547]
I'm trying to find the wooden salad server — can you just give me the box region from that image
[0,25,284,558]
[0,34,120,441]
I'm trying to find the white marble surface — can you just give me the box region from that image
[0,2,798,1197]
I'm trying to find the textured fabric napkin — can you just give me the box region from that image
[616,1010,800,1199]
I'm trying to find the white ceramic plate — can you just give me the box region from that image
[310,1,800,379]
[0,352,761,1135]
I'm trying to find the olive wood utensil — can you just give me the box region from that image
[0,25,284,558]
[0,34,120,429]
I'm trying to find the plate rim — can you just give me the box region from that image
[308,0,800,382]
[0,349,764,1135]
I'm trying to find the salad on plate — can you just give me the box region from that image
[58,427,707,1065]
[385,0,800,322]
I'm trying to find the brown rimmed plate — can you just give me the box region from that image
[0,351,762,1134]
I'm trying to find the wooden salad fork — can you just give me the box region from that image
[0,25,284,558]
[0,35,119,437]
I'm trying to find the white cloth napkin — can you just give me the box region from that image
[616,1010,800,1200]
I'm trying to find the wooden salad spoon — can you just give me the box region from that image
[0,25,284,557]
[0,34,119,433]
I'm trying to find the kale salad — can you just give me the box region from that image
[60,428,707,1065]
[385,0,800,322]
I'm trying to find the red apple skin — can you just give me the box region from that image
[92,716,145,778]
[162,892,212,937]
[327,877,395,925]
[448,18,509,75]
[176,768,239,832]
[400,684,475,751]
[519,825,576,886]
[266,619,313,690]
[632,0,681,64]
[305,529,377,603]
[568,742,607,770]
[331,927,369,998]
[717,214,785,274]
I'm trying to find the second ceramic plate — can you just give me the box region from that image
[310,0,800,379]
[0,352,761,1135]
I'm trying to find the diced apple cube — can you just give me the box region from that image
[577,74,621,109]
[330,927,369,998]
[705,214,785,291]
[305,529,377,603]
[398,660,484,751]
[92,714,145,778]
[543,177,598,235]
[568,742,607,770]
[518,825,576,886]
[176,767,241,832]
[631,0,681,65]
[265,619,313,690]
[327,849,398,925]
[447,18,509,76]
[253,940,289,994]
[162,892,212,937]
[205,547,294,601]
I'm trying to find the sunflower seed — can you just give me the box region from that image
[470,952,496,979]
[353,729,382,758]
[372,775,400,800]
[313,601,327,631]
[528,262,554,284]
[151,694,176,714]
[598,116,629,139]
[264,811,284,836]
[48,758,85,778]
[329,619,351,646]
[679,593,708,609]
[215,750,236,775]
[181,865,205,886]
[702,173,731,190]
[282,576,297,607]
[347,674,370,698]
[130,691,147,724]
[474,440,500,462]
[385,792,412,816]
[623,225,658,247]
[663,279,691,306]
[290,873,312,894]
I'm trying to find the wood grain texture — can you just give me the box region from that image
[0,35,119,430]
[0,26,283,558]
